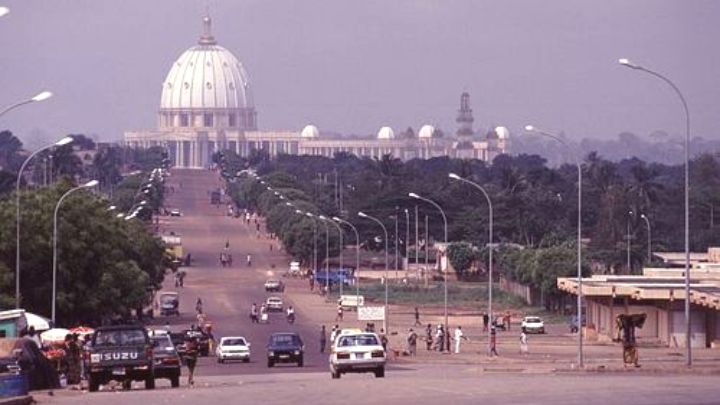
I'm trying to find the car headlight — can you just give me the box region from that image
[294,350,300,355]
[268,351,274,356]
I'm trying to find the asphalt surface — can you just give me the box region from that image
[146,169,332,376]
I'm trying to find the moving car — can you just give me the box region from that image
[265,296,284,312]
[264,279,285,293]
[216,336,251,363]
[266,333,303,367]
[169,209,182,217]
[150,335,181,387]
[86,325,155,392]
[329,330,385,379]
[158,292,180,316]
[521,316,545,334]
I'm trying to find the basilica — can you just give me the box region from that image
[124,15,509,169]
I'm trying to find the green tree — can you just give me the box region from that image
[447,242,475,278]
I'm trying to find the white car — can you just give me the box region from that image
[329,330,386,379]
[216,336,251,363]
[266,296,284,312]
[169,209,182,217]
[521,316,545,334]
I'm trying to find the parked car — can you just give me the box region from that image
[329,330,385,379]
[86,325,155,392]
[264,279,285,293]
[265,296,284,312]
[216,336,251,363]
[150,335,181,387]
[266,333,303,367]
[521,316,545,334]
[169,209,182,217]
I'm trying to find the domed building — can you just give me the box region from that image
[125,15,508,167]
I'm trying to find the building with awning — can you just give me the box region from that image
[557,260,720,349]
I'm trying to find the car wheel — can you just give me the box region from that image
[145,375,155,390]
[88,374,99,392]
[267,360,274,368]
[217,358,223,363]
[122,380,132,390]
[374,367,385,378]
[297,356,304,367]
[170,374,180,388]
[331,369,341,379]
[243,358,250,363]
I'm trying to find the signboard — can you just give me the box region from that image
[358,306,385,321]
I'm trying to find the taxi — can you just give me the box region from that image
[329,329,385,379]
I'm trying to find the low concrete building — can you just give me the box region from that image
[558,259,720,349]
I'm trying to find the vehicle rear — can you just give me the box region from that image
[86,325,155,392]
[267,333,303,367]
[159,292,180,316]
[151,335,181,387]
[216,337,250,363]
[329,332,385,379]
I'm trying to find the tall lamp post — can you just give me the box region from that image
[525,125,584,368]
[409,193,448,337]
[619,57,692,365]
[52,180,98,323]
[15,135,72,308]
[1,91,52,118]
[307,213,330,293]
[358,211,389,332]
[449,173,494,356]
[627,211,633,273]
[404,209,410,267]
[321,215,344,297]
[334,217,360,305]
[640,214,652,263]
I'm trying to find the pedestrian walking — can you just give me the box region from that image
[407,329,417,356]
[195,298,203,314]
[330,325,339,345]
[250,303,259,323]
[490,327,499,357]
[483,313,489,332]
[505,311,512,331]
[425,324,433,351]
[454,326,469,354]
[184,336,199,386]
[336,304,344,322]
[320,325,327,353]
[413,307,422,326]
[379,329,389,352]
[435,325,444,352]
[519,331,528,355]
[64,334,81,386]
[445,327,452,352]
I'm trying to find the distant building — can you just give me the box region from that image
[124,15,509,169]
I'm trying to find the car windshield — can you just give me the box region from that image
[337,334,379,347]
[95,329,147,346]
[223,338,246,346]
[526,317,541,323]
[160,295,177,303]
[271,334,300,346]
[152,336,174,349]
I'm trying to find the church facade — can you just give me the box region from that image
[124,16,509,169]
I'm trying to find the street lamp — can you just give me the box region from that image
[358,211,389,332]
[307,212,329,292]
[322,215,344,297]
[640,214,652,262]
[334,217,361,307]
[525,124,584,368]
[15,135,73,308]
[627,210,633,273]
[619,57,692,366]
[0,91,53,118]
[449,173,494,356]
[409,192,448,337]
[0,7,9,18]
[52,180,99,323]
[404,209,410,264]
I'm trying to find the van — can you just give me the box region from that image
[289,261,301,275]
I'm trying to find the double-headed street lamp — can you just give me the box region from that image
[334,217,361,305]
[52,180,99,323]
[358,211,389,332]
[448,173,494,356]
[408,193,448,336]
[15,135,73,308]
[306,212,330,292]
[322,215,344,297]
[619,58,692,366]
[525,124,584,368]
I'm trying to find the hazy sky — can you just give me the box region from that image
[1,0,718,148]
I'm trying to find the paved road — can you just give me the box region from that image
[38,364,720,405]
[149,169,328,376]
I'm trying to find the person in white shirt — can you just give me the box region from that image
[454,326,468,354]
[520,331,529,354]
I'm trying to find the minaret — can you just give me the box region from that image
[455,92,474,141]
[198,13,217,45]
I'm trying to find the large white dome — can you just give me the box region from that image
[418,124,435,139]
[377,126,395,140]
[301,124,319,138]
[160,16,253,111]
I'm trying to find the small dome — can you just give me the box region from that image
[301,124,319,138]
[377,126,395,140]
[495,126,510,139]
[418,124,435,139]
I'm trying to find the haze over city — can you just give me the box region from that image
[1,0,719,153]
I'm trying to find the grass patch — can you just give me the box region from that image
[335,281,527,309]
